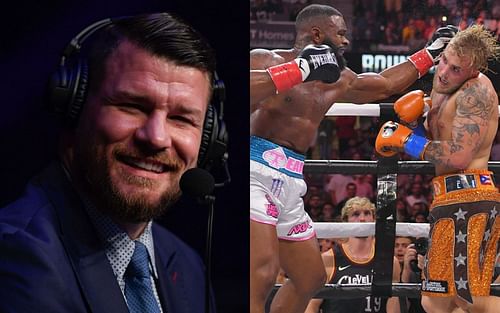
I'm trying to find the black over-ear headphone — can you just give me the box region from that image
[47,17,228,171]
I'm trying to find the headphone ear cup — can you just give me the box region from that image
[47,64,71,116]
[46,58,89,125]
[67,59,89,123]
[198,104,217,169]
[198,103,228,170]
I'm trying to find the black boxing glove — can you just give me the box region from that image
[267,44,342,93]
[298,44,341,83]
[425,24,459,59]
[409,24,459,78]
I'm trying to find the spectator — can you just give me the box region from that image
[456,5,474,28]
[396,198,411,222]
[408,202,430,223]
[304,197,401,313]
[383,20,402,45]
[402,18,417,45]
[401,239,427,313]
[306,195,324,221]
[353,174,375,201]
[324,174,355,205]
[335,182,358,213]
[306,183,333,206]
[321,202,339,222]
[405,182,429,208]
[413,211,429,223]
[394,236,413,275]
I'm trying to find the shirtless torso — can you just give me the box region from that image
[251,48,357,153]
[425,73,498,175]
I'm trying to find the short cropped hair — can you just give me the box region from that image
[295,4,342,31]
[87,13,216,92]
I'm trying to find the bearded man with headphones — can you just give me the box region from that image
[0,12,227,313]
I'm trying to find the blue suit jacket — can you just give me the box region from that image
[0,163,213,313]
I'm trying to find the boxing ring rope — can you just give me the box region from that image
[269,102,500,309]
[270,284,500,299]
[313,222,430,238]
[304,159,500,175]
[326,102,500,117]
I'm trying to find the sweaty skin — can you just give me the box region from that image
[423,50,498,175]
[420,46,500,313]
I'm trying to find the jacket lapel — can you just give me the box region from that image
[153,224,191,313]
[40,163,129,313]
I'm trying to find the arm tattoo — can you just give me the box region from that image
[454,83,492,153]
[425,142,445,167]
[424,82,493,167]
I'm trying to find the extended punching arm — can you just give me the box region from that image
[408,25,459,78]
[267,44,342,93]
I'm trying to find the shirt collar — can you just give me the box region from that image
[80,194,159,281]
[59,161,159,280]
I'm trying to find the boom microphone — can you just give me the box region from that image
[180,167,215,199]
[179,167,216,313]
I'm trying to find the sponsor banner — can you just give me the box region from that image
[250,21,295,49]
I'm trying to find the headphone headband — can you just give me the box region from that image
[61,18,114,64]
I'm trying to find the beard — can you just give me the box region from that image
[74,140,183,223]
[322,38,347,70]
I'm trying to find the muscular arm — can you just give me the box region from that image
[423,82,494,169]
[250,48,282,110]
[335,61,419,104]
[250,70,276,110]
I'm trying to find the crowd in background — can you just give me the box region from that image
[351,0,500,52]
[251,0,500,52]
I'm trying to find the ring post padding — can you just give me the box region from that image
[379,102,397,121]
[372,156,399,298]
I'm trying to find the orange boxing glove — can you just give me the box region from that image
[375,121,430,159]
[394,90,425,125]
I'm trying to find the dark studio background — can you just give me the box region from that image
[0,1,249,312]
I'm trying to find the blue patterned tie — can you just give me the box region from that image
[124,241,161,313]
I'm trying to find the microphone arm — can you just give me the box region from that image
[204,194,215,313]
[178,167,219,313]
[214,157,231,188]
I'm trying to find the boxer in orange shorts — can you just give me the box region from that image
[376,25,500,312]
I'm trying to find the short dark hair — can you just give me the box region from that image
[295,4,342,30]
[87,13,216,92]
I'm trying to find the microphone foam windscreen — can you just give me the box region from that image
[179,168,215,197]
